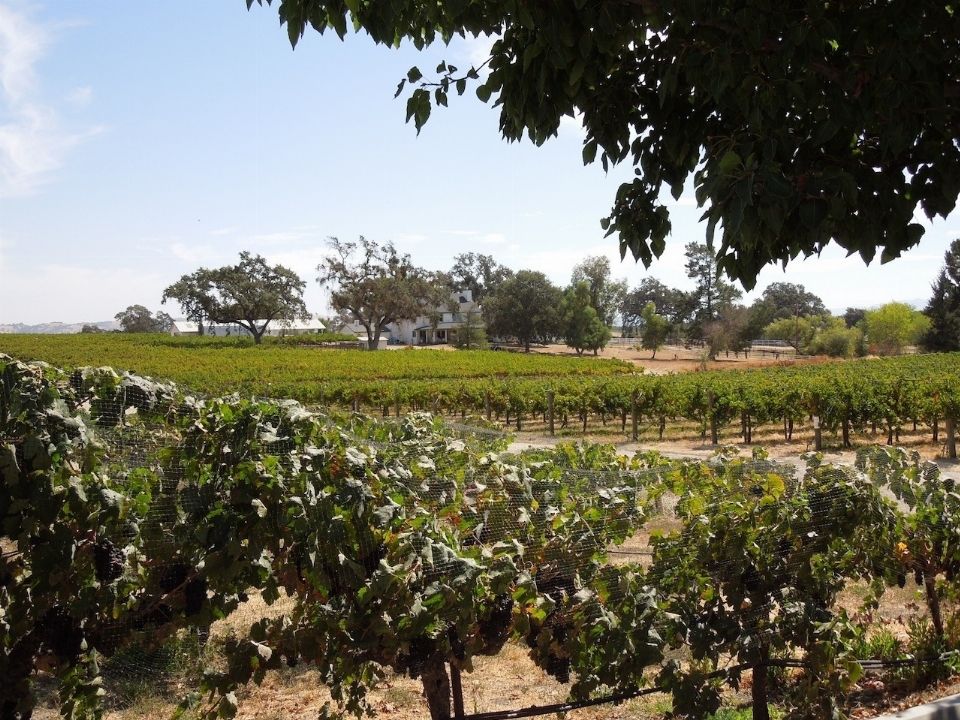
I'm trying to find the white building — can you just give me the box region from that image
[327,291,484,347]
[169,315,329,338]
[391,291,483,346]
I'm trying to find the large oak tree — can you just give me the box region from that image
[318,236,449,350]
[251,0,960,289]
[163,252,309,344]
[483,270,562,351]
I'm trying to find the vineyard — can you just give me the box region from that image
[2,335,958,455]
[2,353,960,720]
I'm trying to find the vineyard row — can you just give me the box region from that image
[284,354,960,455]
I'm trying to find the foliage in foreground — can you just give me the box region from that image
[2,355,960,720]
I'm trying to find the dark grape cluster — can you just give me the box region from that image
[395,635,437,677]
[39,607,84,662]
[94,540,125,583]
[158,562,190,592]
[184,578,207,616]
[477,593,514,654]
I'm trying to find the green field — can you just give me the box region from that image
[3,335,958,451]
[0,333,635,396]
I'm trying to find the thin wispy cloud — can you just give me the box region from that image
[209,227,238,236]
[0,3,101,196]
[170,242,224,265]
[480,233,505,244]
[397,233,426,244]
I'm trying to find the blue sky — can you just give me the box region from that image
[1,1,958,325]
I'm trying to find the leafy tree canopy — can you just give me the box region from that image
[639,302,670,359]
[162,269,215,335]
[252,0,960,289]
[447,252,513,304]
[569,255,628,327]
[843,307,867,329]
[114,305,172,334]
[864,302,931,356]
[922,239,960,352]
[163,252,309,344]
[621,277,693,335]
[318,237,449,350]
[559,281,612,355]
[684,242,742,336]
[483,270,562,351]
[758,282,828,320]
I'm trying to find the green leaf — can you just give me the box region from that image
[799,199,828,229]
[718,151,742,173]
[582,139,598,165]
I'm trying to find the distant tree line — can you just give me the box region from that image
[108,238,960,358]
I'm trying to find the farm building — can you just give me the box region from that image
[169,315,329,338]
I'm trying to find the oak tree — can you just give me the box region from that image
[447,252,513,304]
[163,252,310,344]
[114,305,172,333]
[482,270,562,352]
[318,237,448,350]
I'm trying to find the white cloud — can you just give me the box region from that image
[397,233,426,244]
[0,3,101,196]
[209,227,238,236]
[170,242,223,265]
[479,233,506,244]
[0,2,45,103]
[66,86,91,106]
[454,34,497,74]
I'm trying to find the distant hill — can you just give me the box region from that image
[0,321,119,334]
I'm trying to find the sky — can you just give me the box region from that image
[1,1,958,326]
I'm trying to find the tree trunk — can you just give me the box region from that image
[752,643,771,720]
[924,570,945,638]
[420,655,452,720]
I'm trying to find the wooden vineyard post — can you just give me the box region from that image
[484,391,491,421]
[547,390,555,436]
[450,663,465,720]
[707,390,718,445]
[813,393,823,451]
[395,391,401,418]
[632,394,639,441]
[947,415,957,459]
